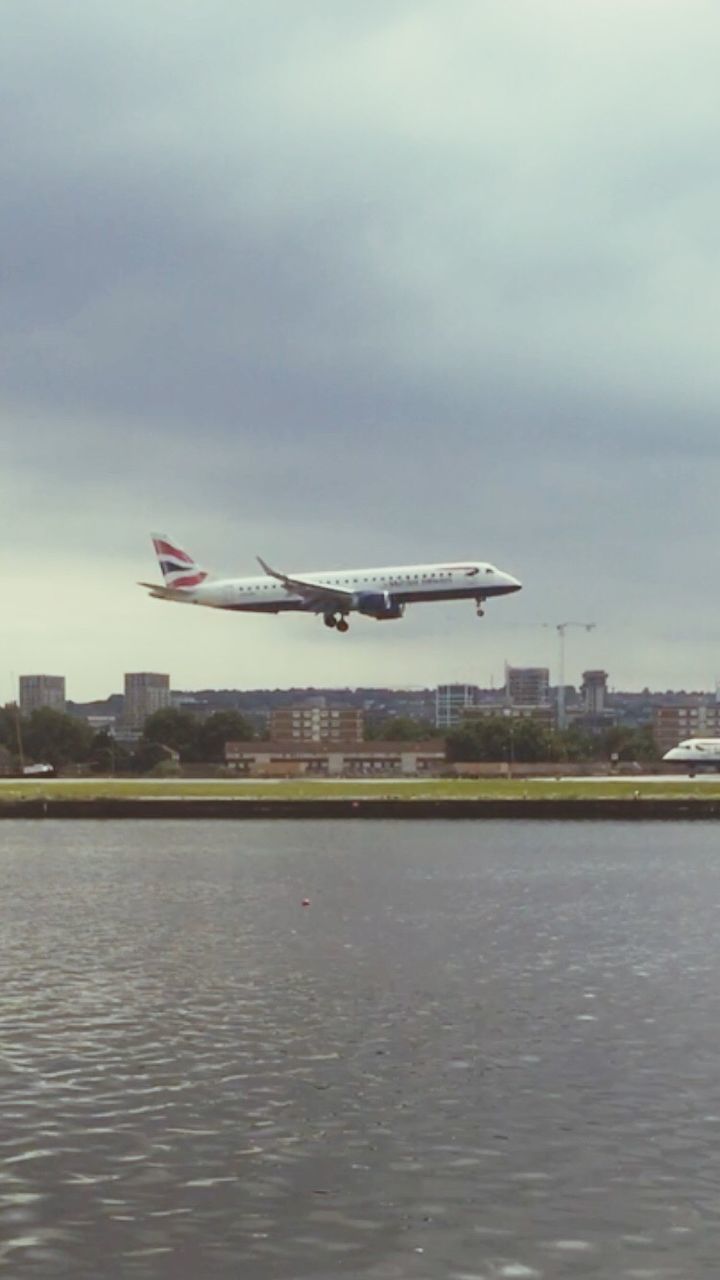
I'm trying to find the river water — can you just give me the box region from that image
[2,820,720,1279]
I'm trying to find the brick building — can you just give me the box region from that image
[225,739,444,776]
[654,703,720,754]
[269,705,363,742]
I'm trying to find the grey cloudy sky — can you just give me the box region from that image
[3,0,720,701]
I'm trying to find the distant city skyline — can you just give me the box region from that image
[4,2,720,697]
[14,674,720,711]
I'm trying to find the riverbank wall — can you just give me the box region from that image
[2,797,720,819]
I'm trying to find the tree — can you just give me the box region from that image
[447,716,554,763]
[364,715,435,741]
[547,728,596,762]
[195,710,255,762]
[600,725,658,762]
[632,726,660,761]
[130,740,174,774]
[446,717,513,762]
[0,705,18,752]
[22,708,94,769]
[87,731,132,775]
[142,708,198,759]
[509,717,554,763]
[142,707,254,762]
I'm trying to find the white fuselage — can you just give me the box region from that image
[151,560,521,616]
[663,739,720,767]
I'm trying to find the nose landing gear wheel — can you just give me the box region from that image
[324,615,337,628]
[336,618,350,633]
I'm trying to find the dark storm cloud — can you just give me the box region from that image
[4,0,717,434]
[3,0,720,692]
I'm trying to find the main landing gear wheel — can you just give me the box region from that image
[476,601,485,617]
[324,614,349,632]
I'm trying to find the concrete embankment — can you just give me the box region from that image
[2,797,720,819]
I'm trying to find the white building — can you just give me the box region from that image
[434,685,478,730]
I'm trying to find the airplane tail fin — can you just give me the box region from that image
[150,533,210,589]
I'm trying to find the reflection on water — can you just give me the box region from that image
[2,820,720,1278]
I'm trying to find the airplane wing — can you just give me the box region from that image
[257,556,354,609]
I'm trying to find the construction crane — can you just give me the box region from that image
[544,622,596,730]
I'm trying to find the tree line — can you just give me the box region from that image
[0,706,255,772]
[445,716,658,763]
[0,704,658,772]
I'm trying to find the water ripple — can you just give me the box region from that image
[2,820,720,1277]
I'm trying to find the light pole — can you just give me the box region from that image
[545,622,596,730]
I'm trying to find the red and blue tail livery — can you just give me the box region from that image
[140,532,521,634]
[151,533,208,589]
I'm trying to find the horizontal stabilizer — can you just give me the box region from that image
[138,581,198,602]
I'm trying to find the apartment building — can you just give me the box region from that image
[270,704,364,743]
[654,703,720,754]
[19,674,66,715]
[124,672,171,729]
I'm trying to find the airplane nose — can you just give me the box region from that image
[503,574,522,593]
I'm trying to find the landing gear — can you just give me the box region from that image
[323,614,350,633]
[475,596,486,618]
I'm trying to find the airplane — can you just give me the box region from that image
[663,739,720,770]
[139,534,522,633]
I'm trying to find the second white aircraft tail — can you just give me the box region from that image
[151,533,209,588]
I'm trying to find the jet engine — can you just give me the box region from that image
[353,591,405,621]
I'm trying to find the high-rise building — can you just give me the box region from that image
[19,675,66,715]
[435,685,478,730]
[581,670,608,715]
[505,666,550,706]
[270,705,363,742]
[123,672,171,729]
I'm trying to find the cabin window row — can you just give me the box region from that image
[235,568,485,593]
